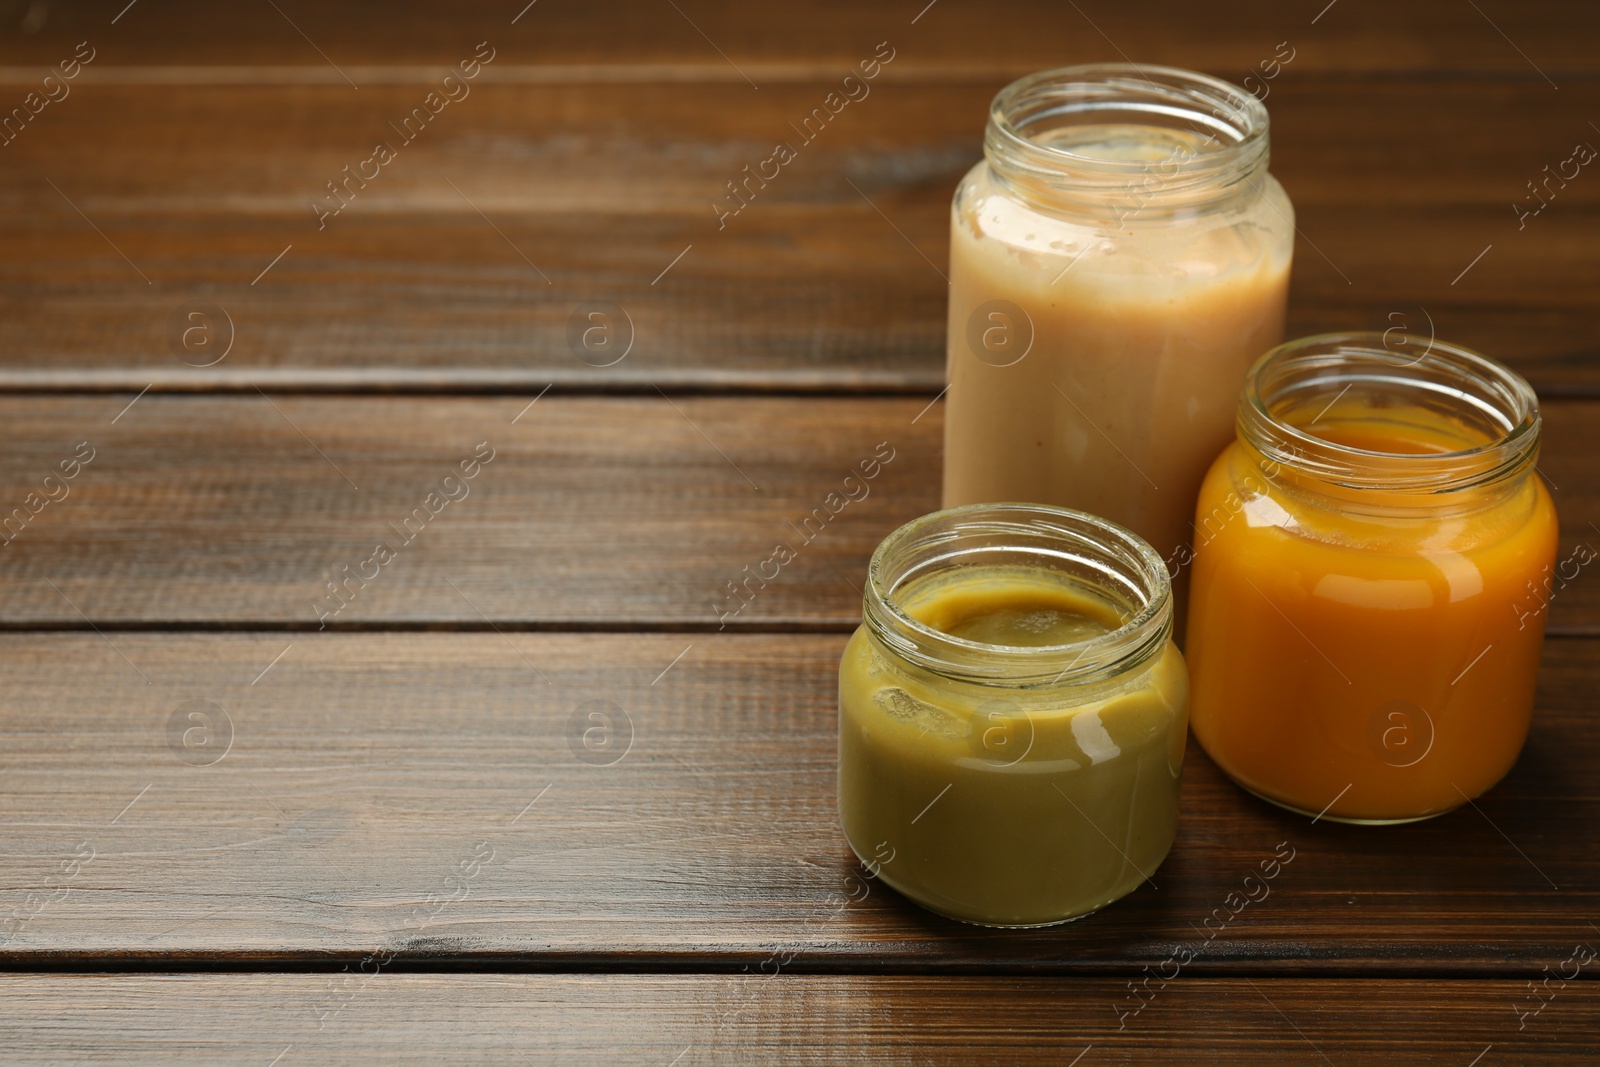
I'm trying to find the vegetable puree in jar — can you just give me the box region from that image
[839,505,1187,926]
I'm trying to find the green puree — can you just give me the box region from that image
[838,570,1187,927]
[905,578,1124,647]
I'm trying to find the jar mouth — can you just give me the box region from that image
[863,503,1171,688]
[1239,331,1541,494]
[984,63,1269,215]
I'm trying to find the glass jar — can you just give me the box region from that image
[1186,332,1559,824]
[837,503,1187,927]
[943,64,1294,572]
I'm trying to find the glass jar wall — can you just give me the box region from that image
[1186,332,1559,823]
[838,504,1187,926]
[943,64,1294,573]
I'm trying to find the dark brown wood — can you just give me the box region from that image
[3,0,1597,78]
[0,78,1594,391]
[0,631,1595,972]
[1,973,1595,1064]
[0,396,1595,629]
[1,1,1597,1055]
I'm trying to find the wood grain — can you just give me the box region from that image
[0,631,1595,972]
[0,396,1595,629]
[0,0,1594,1056]
[0,78,1594,391]
[1,973,1594,1064]
[2,0,1597,78]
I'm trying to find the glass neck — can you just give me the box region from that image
[1238,332,1541,513]
[862,504,1171,690]
[983,63,1270,224]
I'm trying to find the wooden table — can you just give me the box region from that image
[1,1,1596,1061]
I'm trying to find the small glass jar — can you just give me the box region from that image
[943,64,1294,570]
[837,503,1187,927]
[1186,332,1559,824]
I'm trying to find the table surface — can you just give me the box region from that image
[1,1,1597,1062]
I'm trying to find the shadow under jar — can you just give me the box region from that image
[1186,332,1559,824]
[838,504,1187,927]
[943,64,1293,571]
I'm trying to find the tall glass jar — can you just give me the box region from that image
[1186,332,1559,824]
[838,503,1187,927]
[943,64,1294,573]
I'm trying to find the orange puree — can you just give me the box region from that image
[1186,404,1558,823]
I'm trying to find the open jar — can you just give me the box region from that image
[1186,332,1559,823]
[837,503,1187,927]
[943,64,1294,572]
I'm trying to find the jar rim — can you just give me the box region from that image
[984,63,1270,213]
[1239,331,1542,494]
[863,503,1171,688]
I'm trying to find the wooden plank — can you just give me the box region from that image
[0,396,1595,629]
[0,80,1595,392]
[1,0,1596,79]
[1,974,1595,1064]
[0,631,1595,971]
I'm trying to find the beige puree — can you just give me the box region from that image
[942,125,1293,565]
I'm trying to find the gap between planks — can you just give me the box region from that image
[0,371,947,397]
[0,954,1592,980]
[1,65,1598,87]
[1,376,1599,400]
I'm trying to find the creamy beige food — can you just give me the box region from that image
[942,124,1293,568]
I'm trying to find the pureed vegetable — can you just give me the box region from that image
[1187,333,1558,823]
[838,504,1187,926]
[942,64,1293,571]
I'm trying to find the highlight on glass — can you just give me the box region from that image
[1185,331,1558,824]
[838,503,1188,926]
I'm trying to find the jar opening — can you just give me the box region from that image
[985,64,1269,219]
[863,504,1171,687]
[1239,332,1541,495]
